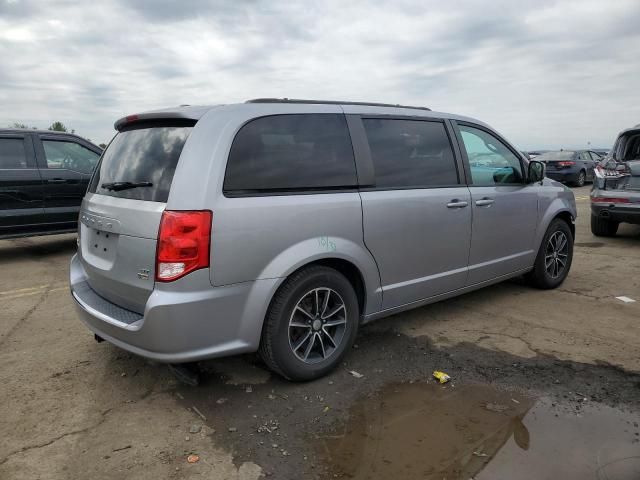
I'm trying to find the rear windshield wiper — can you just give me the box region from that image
[101,181,153,191]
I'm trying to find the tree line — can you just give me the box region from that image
[10,121,74,133]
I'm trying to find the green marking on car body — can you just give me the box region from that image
[318,236,336,252]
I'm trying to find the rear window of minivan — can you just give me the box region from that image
[88,122,194,202]
[223,114,357,194]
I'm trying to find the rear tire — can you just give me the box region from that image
[526,218,573,289]
[573,170,586,187]
[591,215,619,237]
[259,266,359,381]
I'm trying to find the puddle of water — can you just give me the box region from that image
[317,383,640,480]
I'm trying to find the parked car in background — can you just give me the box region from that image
[0,129,102,239]
[591,124,640,236]
[70,99,576,381]
[535,150,599,187]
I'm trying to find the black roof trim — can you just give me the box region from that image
[0,128,102,150]
[246,98,431,112]
[1,128,83,136]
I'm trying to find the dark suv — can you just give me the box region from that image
[0,129,102,239]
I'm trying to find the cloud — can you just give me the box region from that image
[0,0,37,18]
[116,0,251,23]
[0,0,639,148]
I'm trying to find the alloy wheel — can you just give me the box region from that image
[288,288,347,364]
[544,231,569,279]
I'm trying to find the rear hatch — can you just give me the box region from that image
[595,160,640,202]
[79,120,195,313]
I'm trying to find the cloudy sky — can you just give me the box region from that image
[1,0,639,148]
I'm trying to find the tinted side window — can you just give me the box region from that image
[224,114,357,193]
[459,125,523,185]
[580,151,592,161]
[0,138,27,169]
[362,119,458,188]
[42,140,100,174]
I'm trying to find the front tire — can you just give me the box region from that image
[259,266,359,381]
[591,215,619,237]
[526,219,573,289]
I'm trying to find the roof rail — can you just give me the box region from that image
[245,98,431,111]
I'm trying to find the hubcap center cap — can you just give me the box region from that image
[312,319,322,331]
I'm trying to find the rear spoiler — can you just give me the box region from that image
[114,106,212,131]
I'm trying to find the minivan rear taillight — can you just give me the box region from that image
[156,210,212,282]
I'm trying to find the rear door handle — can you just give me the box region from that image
[46,178,67,184]
[475,198,495,207]
[447,200,469,209]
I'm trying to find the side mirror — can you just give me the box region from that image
[528,160,545,183]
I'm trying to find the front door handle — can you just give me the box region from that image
[475,198,495,207]
[47,178,67,184]
[447,200,469,209]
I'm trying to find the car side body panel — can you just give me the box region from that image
[532,179,577,248]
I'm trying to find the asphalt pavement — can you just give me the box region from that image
[1,185,639,479]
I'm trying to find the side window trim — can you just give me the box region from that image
[32,135,50,170]
[451,120,527,186]
[355,115,463,191]
[444,119,469,185]
[448,120,474,186]
[345,114,375,187]
[24,134,38,168]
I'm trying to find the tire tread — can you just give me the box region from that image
[259,266,356,381]
[590,215,618,237]
[526,218,573,289]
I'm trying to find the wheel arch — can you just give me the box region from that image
[554,210,575,239]
[534,201,576,255]
[266,257,371,322]
[299,258,366,315]
[256,236,382,316]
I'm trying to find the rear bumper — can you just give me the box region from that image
[546,170,580,183]
[70,254,280,363]
[591,203,640,225]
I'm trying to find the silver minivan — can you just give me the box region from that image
[70,99,576,380]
